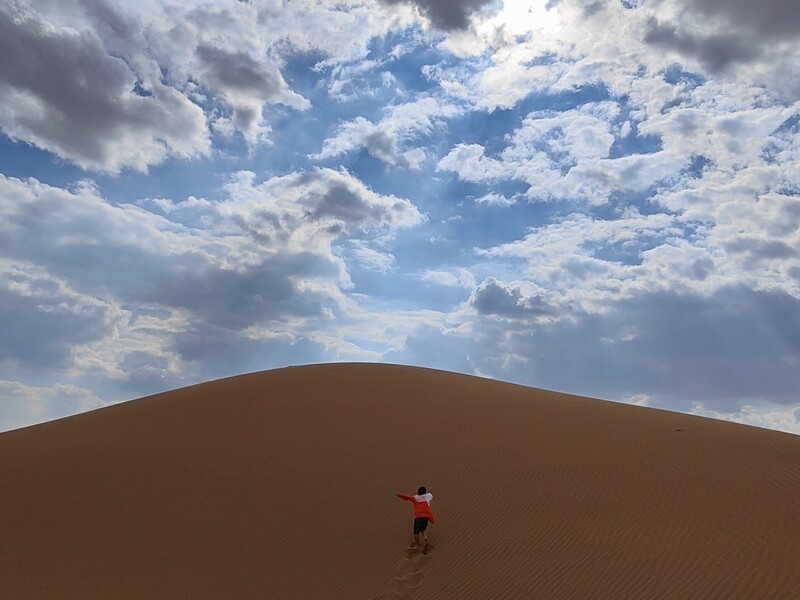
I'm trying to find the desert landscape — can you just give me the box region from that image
[1,363,799,599]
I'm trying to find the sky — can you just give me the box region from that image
[1,0,799,434]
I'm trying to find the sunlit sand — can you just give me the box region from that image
[2,363,799,598]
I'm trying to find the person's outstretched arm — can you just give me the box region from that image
[396,493,414,501]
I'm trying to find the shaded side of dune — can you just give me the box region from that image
[1,363,799,599]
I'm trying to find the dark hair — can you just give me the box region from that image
[417,486,427,495]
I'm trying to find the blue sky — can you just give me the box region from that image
[1,0,799,433]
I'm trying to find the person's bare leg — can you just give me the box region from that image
[414,533,420,546]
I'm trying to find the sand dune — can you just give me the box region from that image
[1,363,799,599]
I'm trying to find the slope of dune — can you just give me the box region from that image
[1,363,799,599]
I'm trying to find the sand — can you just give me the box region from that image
[1,363,799,599]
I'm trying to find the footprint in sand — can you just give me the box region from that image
[373,546,434,600]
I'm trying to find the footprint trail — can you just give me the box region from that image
[373,545,434,599]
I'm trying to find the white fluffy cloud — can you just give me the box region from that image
[314,97,461,168]
[479,209,689,311]
[0,0,419,172]
[0,3,210,173]
[439,100,690,204]
[422,268,475,288]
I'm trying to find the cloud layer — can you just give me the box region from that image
[1,0,799,434]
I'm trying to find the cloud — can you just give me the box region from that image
[383,324,477,375]
[518,286,800,411]
[0,3,210,173]
[690,402,800,436]
[377,0,497,30]
[0,0,410,172]
[439,100,693,205]
[0,170,422,393]
[623,0,800,98]
[314,97,461,168]
[470,277,558,320]
[664,0,800,42]
[347,241,397,272]
[437,142,505,181]
[196,43,310,143]
[0,262,112,368]
[0,380,106,432]
[392,284,800,414]
[422,268,475,288]
[643,17,761,73]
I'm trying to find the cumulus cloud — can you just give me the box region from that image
[314,97,461,168]
[0,0,411,172]
[691,402,800,436]
[572,0,800,99]
[377,0,497,30]
[437,143,506,182]
[470,277,559,320]
[196,43,310,143]
[643,17,761,73]
[0,169,422,396]
[439,101,692,204]
[0,3,210,173]
[642,0,800,76]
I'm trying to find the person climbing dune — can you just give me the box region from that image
[396,486,435,550]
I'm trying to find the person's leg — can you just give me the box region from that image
[410,518,423,547]
[421,519,429,543]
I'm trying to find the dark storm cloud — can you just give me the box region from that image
[378,0,497,30]
[470,278,558,320]
[0,4,207,172]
